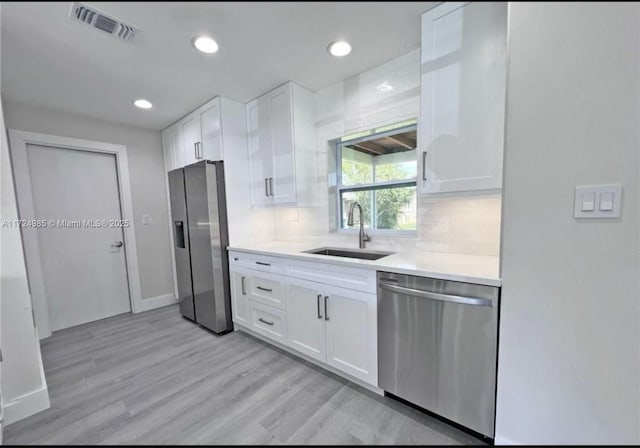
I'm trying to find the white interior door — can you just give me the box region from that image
[26,145,131,331]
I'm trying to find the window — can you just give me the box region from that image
[336,123,417,233]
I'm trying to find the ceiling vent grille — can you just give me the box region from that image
[69,2,137,41]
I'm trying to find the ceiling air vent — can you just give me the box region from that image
[69,2,137,41]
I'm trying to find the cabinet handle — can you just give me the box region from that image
[264,178,269,197]
[317,294,323,319]
[256,286,272,293]
[197,142,202,159]
[324,295,330,321]
[255,261,271,266]
[194,143,198,160]
[422,151,428,181]
[258,318,274,326]
[241,276,246,295]
[268,177,274,197]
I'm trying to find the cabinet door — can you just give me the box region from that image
[162,124,183,171]
[419,2,507,194]
[230,269,250,326]
[285,277,326,362]
[200,99,223,161]
[268,84,296,205]
[247,98,273,206]
[324,286,377,385]
[182,114,202,165]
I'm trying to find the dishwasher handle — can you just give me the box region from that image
[379,282,493,307]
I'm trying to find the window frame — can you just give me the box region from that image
[336,123,418,236]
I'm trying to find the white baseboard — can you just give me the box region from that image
[134,293,178,313]
[494,435,520,445]
[4,385,50,425]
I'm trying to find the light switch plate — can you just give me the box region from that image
[574,184,622,219]
[142,214,152,225]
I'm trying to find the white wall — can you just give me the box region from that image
[3,101,174,306]
[275,50,502,256]
[0,97,49,423]
[496,3,640,444]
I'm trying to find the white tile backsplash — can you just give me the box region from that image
[273,49,502,257]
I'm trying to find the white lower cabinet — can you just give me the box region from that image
[286,278,326,362]
[285,277,377,386]
[324,285,377,385]
[228,251,378,387]
[229,269,250,326]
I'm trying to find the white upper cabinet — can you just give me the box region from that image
[182,113,201,165]
[247,97,274,206]
[199,99,223,161]
[161,96,244,171]
[419,2,507,194]
[161,123,184,172]
[246,82,316,207]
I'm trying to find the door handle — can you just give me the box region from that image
[268,177,274,197]
[378,282,493,307]
[264,178,269,197]
[258,318,274,326]
[194,142,198,160]
[422,151,428,181]
[256,286,272,293]
[324,295,330,321]
[241,276,246,295]
[198,142,203,159]
[111,241,124,248]
[317,294,323,319]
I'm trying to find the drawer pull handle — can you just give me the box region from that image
[258,318,274,326]
[255,261,271,266]
[256,286,273,293]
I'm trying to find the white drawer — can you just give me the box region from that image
[249,254,284,274]
[249,302,287,345]
[285,259,376,293]
[229,251,250,268]
[249,273,285,310]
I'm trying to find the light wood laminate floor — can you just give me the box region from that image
[5,305,483,445]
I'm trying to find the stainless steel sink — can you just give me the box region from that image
[303,247,394,261]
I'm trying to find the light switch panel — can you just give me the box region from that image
[142,214,152,225]
[574,184,622,219]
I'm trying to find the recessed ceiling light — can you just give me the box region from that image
[134,99,152,109]
[377,81,394,93]
[193,35,219,54]
[328,40,351,57]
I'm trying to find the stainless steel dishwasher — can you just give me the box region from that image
[377,271,499,439]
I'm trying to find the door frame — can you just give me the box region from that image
[7,129,143,339]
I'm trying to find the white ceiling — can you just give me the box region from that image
[1,2,434,130]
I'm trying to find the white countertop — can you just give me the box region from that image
[228,240,501,287]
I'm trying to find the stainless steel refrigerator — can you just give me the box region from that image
[168,160,232,334]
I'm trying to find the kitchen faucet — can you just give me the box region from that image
[347,202,371,249]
